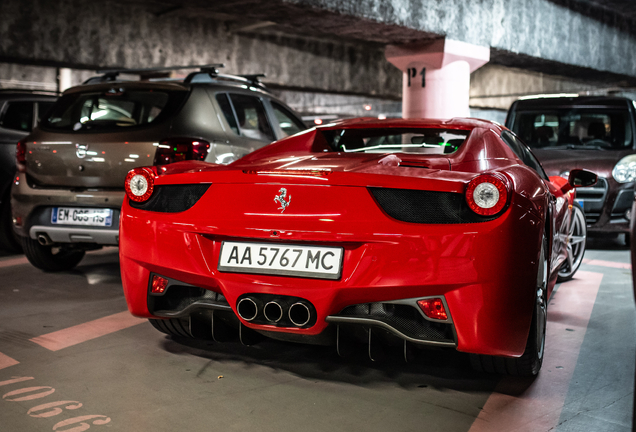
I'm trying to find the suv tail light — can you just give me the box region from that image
[16,139,27,173]
[153,138,210,165]
[125,167,156,202]
[465,173,510,216]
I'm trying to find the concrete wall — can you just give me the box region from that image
[470,64,605,110]
[1,0,633,121]
[0,0,401,99]
[0,64,57,91]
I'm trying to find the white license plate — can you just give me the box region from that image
[51,207,113,227]
[218,241,343,280]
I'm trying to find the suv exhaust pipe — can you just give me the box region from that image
[37,233,53,246]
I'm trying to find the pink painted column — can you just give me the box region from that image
[386,39,490,119]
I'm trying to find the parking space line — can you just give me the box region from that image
[0,353,19,370]
[582,258,631,270]
[468,270,603,432]
[0,257,29,268]
[29,311,145,352]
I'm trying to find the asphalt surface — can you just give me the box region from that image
[0,239,633,432]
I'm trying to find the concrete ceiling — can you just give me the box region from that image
[3,0,635,88]
[577,0,636,20]
[104,0,636,86]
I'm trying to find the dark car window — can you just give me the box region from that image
[216,93,239,135]
[321,128,468,154]
[41,89,184,132]
[228,94,275,142]
[1,101,34,132]
[511,109,633,150]
[271,101,305,137]
[501,130,548,180]
[36,101,56,125]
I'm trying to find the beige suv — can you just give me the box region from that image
[12,65,306,271]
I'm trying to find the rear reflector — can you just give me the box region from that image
[151,275,169,294]
[16,139,27,173]
[417,298,448,320]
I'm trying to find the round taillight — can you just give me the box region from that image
[125,168,155,202]
[465,173,510,216]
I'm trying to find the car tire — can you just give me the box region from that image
[557,201,586,282]
[470,236,548,376]
[0,194,22,253]
[21,236,85,272]
[149,318,193,338]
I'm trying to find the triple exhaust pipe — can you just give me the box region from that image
[237,297,312,327]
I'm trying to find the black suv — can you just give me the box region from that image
[11,65,307,271]
[506,95,636,241]
[0,90,57,252]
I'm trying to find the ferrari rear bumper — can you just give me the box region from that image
[120,184,545,357]
[143,270,457,348]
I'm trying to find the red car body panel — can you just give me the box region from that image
[120,118,575,358]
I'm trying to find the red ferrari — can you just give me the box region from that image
[119,118,596,376]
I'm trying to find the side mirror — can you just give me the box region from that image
[568,169,598,188]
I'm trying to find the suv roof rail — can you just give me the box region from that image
[82,64,226,85]
[183,70,267,89]
[0,88,60,96]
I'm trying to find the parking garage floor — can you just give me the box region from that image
[0,240,634,432]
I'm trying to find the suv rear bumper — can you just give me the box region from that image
[28,225,119,245]
[11,176,124,245]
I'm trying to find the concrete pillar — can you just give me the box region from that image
[57,68,72,92]
[386,39,490,119]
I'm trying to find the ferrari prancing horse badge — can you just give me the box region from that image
[274,188,291,213]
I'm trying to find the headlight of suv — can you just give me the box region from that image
[612,155,636,183]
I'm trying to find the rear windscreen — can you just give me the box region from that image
[41,88,187,132]
[321,128,469,155]
[510,108,633,150]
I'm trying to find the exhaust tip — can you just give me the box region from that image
[263,301,284,323]
[237,297,258,321]
[288,302,311,327]
[37,234,52,246]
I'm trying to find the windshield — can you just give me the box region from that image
[510,108,633,150]
[42,88,186,132]
[321,128,469,155]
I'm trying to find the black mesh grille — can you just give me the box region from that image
[339,303,454,342]
[131,184,210,213]
[149,284,228,314]
[369,187,495,224]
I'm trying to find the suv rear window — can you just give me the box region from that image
[42,89,186,132]
[321,128,468,154]
[511,108,633,150]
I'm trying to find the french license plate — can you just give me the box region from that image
[218,241,343,280]
[51,207,113,227]
[575,199,584,208]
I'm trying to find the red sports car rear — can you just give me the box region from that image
[119,118,596,376]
